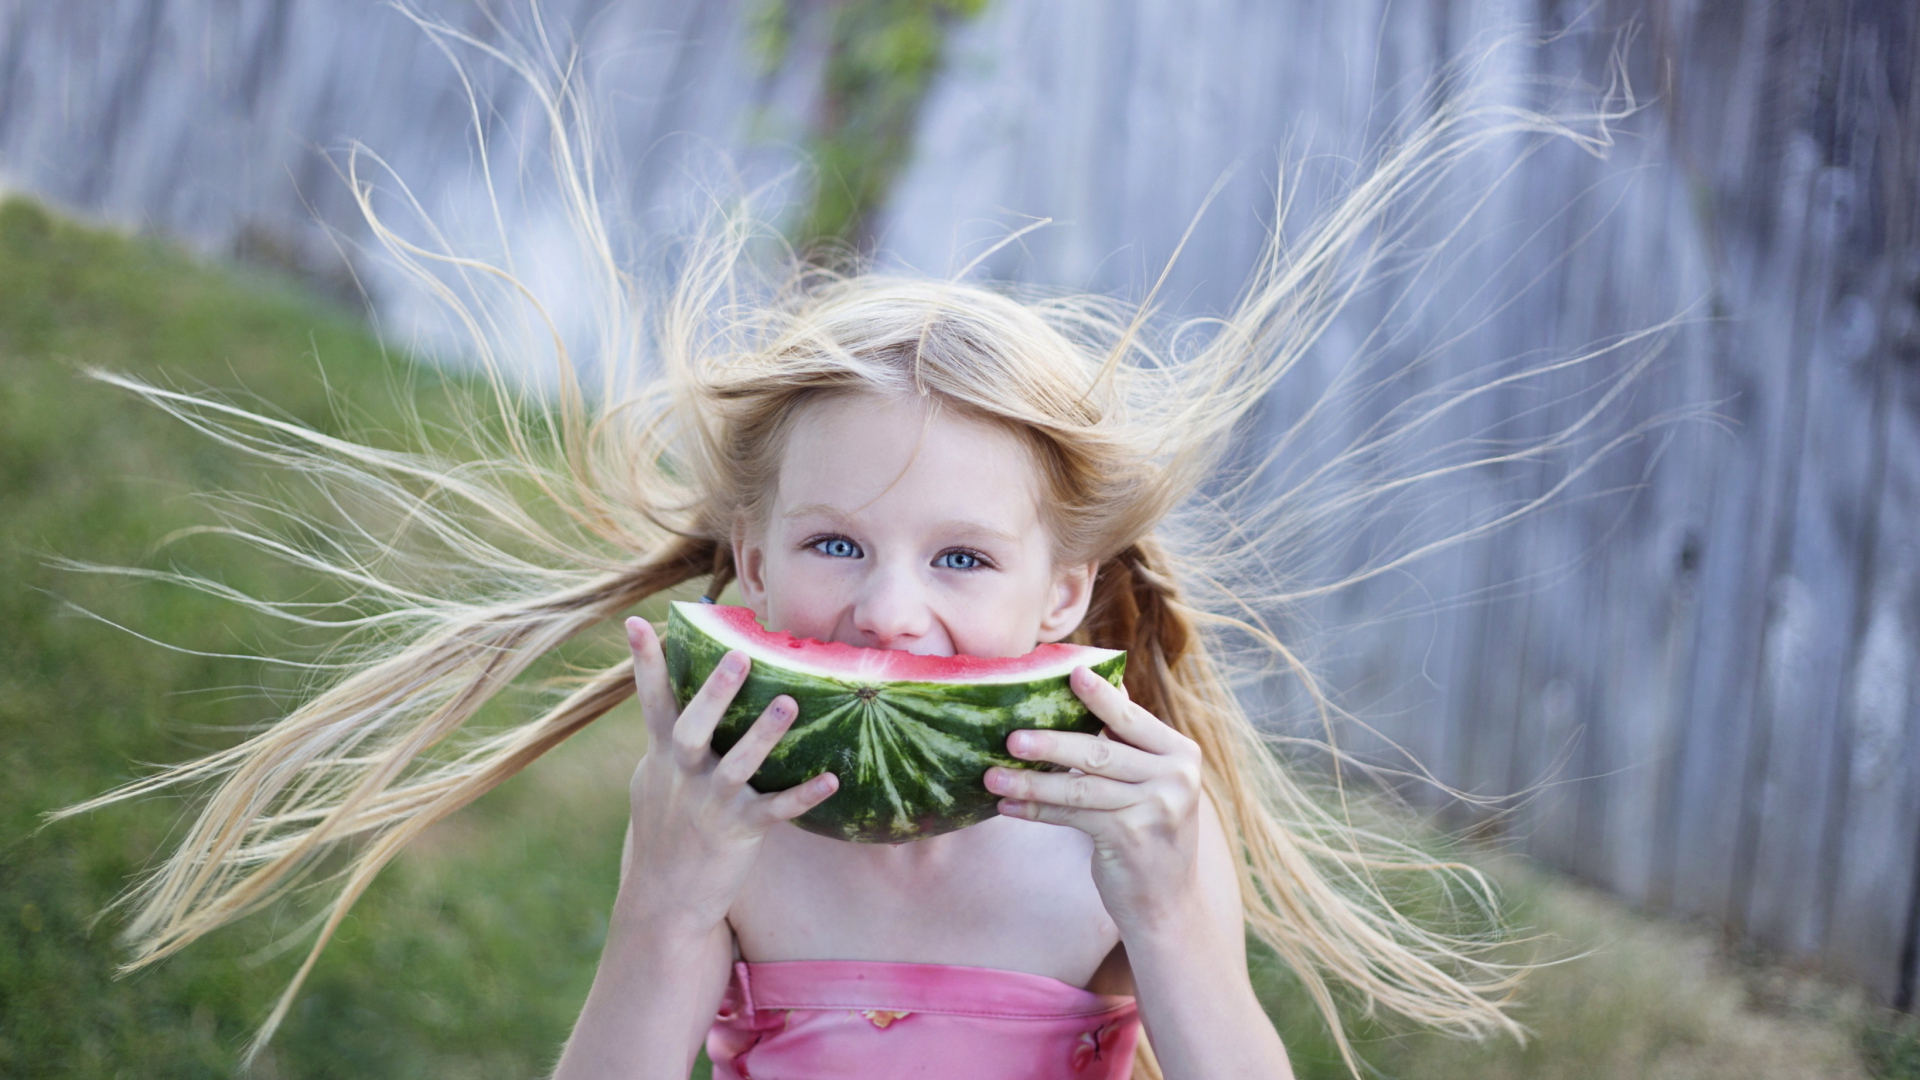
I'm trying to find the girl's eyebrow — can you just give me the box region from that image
[781,504,1021,546]
[935,521,1021,547]
[781,502,855,523]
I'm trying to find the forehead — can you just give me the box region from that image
[774,393,1044,533]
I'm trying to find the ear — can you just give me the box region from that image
[1036,559,1099,643]
[731,520,770,621]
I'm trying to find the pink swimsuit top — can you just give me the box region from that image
[708,960,1140,1080]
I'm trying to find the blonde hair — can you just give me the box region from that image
[55,28,1649,1077]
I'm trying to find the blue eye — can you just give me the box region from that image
[935,549,985,571]
[811,536,862,559]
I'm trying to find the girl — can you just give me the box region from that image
[62,45,1623,1080]
[561,322,1287,1079]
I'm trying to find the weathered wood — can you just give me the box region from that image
[0,0,816,339]
[1819,348,1913,1001]
[886,0,1920,1004]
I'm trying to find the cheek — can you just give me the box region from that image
[756,547,850,637]
[937,565,1061,657]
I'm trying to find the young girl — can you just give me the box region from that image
[565,374,1275,1078]
[63,53,1616,1079]
[563,305,1302,1078]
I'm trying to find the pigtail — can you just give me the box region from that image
[1081,541,1190,727]
[705,536,738,600]
[1085,544,1231,1080]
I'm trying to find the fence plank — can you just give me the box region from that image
[1823,354,1920,1000]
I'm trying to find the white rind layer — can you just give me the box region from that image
[672,601,1121,685]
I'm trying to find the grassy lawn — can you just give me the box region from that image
[1271,861,1895,1079]
[0,196,627,1078]
[0,195,1910,1078]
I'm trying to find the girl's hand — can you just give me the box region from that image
[985,666,1207,931]
[555,620,836,1080]
[620,616,839,933]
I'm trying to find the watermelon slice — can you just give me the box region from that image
[662,601,1126,843]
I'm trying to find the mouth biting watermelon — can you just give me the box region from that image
[662,602,1126,843]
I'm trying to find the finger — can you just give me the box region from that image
[1006,728,1157,781]
[996,796,1091,832]
[1070,667,1183,754]
[670,650,750,767]
[714,695,799,789]
[758,772,840,823]
[985,766,1135,811]
[627,617,680,744]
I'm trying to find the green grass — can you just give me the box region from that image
[1864,1011,1920,1079]
[0,196,635,1078]
[0,196,1896,1079]
[1325,863,1876,1080]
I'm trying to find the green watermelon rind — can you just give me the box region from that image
[661,604,1127,843]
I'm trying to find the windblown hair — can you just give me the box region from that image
[56,22,1651,1078]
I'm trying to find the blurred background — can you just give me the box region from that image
[2,1,1918,1077]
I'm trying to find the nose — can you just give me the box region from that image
[849,560,937,652]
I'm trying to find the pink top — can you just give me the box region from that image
[707,960,1140,1080]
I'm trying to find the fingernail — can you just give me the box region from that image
[773,697,794,719]
[721,652,746,677]
[984,768,1004,792]
[1007,731,1031,755]
[997,799,1024,816]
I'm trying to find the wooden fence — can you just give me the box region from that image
[885,0,1920,1004]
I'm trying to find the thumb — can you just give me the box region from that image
[626,617,681,745]
[757,773,840,825]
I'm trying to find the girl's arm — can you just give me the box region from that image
[986,667,1294,1080]
[555,880,734,1079]
[553,619,839,1080]
[1119,791,1289,1079]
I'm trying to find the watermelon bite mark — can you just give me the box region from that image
[662,602,1126,843]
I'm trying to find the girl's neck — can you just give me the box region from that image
[786,815,989,875]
